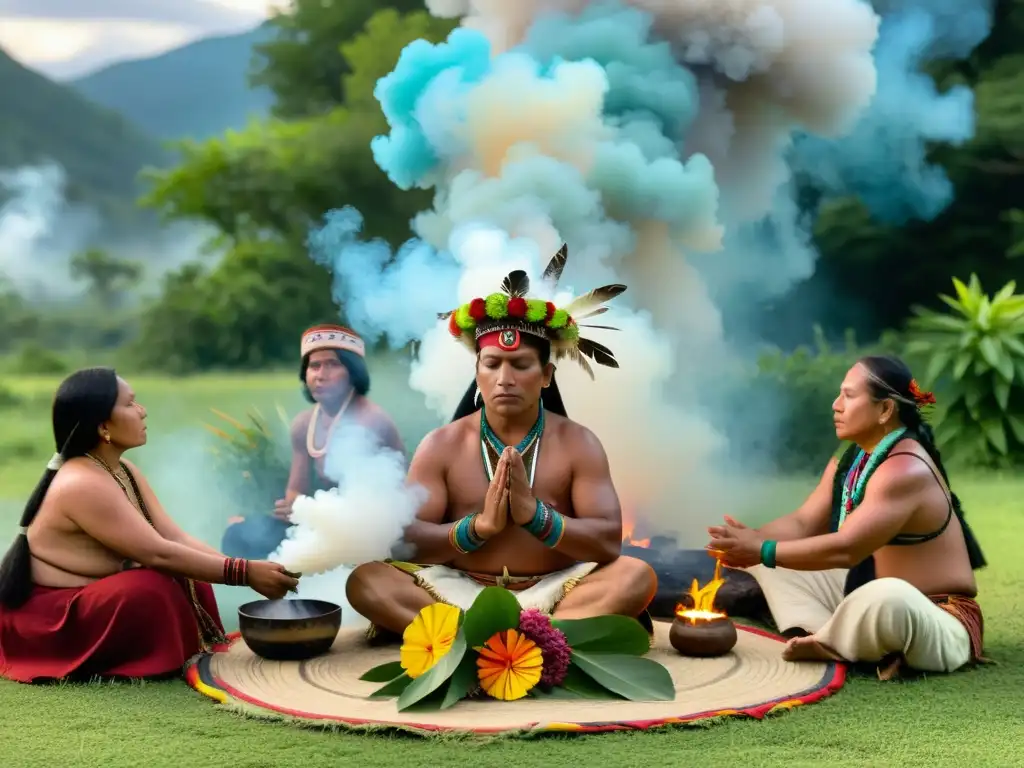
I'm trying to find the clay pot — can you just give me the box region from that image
[669,615,738,657]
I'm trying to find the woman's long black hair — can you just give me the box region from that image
[0,367,119,609]
[837,355,986,594]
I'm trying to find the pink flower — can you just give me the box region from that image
[518,609,571,688]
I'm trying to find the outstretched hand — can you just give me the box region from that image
[507,449,537,525]
[707,516,763,568]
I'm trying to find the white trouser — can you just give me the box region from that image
[745,565,972,673]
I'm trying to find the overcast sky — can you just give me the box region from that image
[0,0,280,79]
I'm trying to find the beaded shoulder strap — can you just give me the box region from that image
[119,463,155,527]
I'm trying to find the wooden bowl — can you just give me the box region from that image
[669,615,737,657]
[238,599,342,661]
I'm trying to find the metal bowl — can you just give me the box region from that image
[237,599,342,661]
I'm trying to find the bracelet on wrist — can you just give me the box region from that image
[760,539,778,569]
[524,499,565,549]
[449,514,486,554]
[223,557,249,586]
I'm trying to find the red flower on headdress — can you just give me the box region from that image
[508,297,527,318]
[544,302,556,322]
[909,379,936,406]
[469,298,487,321]
[448,313,461,337]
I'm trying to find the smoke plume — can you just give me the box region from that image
[286,0,990,563]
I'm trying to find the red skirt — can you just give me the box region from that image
[0,569,226,683]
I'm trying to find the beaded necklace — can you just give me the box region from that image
[479,404,545,488]
[837,427,908,529]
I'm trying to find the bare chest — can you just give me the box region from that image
[445,432,574,518]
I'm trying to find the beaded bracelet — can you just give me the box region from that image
[524,499,565,548]
[449,514,486,554]
[223,557,249,586]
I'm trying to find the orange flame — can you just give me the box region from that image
[674,559,726,623]
[621,520,650,548]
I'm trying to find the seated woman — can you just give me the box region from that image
[708,355,988,680]
[0,367,300,684]
[221,325,405,559]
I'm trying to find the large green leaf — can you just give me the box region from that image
[440,653,480,710]
[369,672,414,698]
[571,652,675,702]
[1006,414,1024,444]
[924,348,953,386]
[994,376,1012,411]
[360,661,404,683]
[551,615,652,655]
[396,631,467,711]
[953,350,973,380]
[993,281,1018,305]
[987,338,1015,381]
[462,586,521,648]
[914,312,968,333]
[981,419,1008,455]
[1004,335,1024,359]
[530,665,614,700]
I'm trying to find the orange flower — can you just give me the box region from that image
[476,629,543,700]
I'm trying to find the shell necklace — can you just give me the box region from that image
[306,389,355,459]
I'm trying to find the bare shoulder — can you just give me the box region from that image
[872,439,932,493]
[290,408,314,435]
[416,418,471,457]
[550,414,609,467]
[48,459,119,506]
[355,397,399,430]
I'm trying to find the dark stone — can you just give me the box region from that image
[623,538,769,622]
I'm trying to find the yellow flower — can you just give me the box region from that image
[476,629,543,701]
[400,603,460,679]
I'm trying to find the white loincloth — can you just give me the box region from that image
[410,561,599,613]
[745,564,973,673]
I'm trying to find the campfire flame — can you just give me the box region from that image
[622,526,650,548]
[674,559,727,623]
[621,518,650,548]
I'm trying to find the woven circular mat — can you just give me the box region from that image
[187,622,845,736]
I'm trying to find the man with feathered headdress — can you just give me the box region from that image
[346,245,658,640]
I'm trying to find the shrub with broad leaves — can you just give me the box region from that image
[906,275,1024,466]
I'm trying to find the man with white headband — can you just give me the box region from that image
[221,324,405,558]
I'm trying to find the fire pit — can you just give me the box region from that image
[668,560,738,657]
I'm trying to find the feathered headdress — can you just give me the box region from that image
[438,244,627,379]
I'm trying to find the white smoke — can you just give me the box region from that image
[267,422,426,622]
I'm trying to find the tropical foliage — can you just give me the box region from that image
[359,587,675,711]
[203,407,292,513]
[906,275,1024,465]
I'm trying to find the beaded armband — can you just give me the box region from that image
[449,514,486,554]
[524,499,565,548]
[223,557,249,586]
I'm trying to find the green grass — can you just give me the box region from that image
[0,370,1021,767]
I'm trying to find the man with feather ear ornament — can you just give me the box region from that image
[345,244,658,642]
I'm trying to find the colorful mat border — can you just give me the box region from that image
[184,625,847,737]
